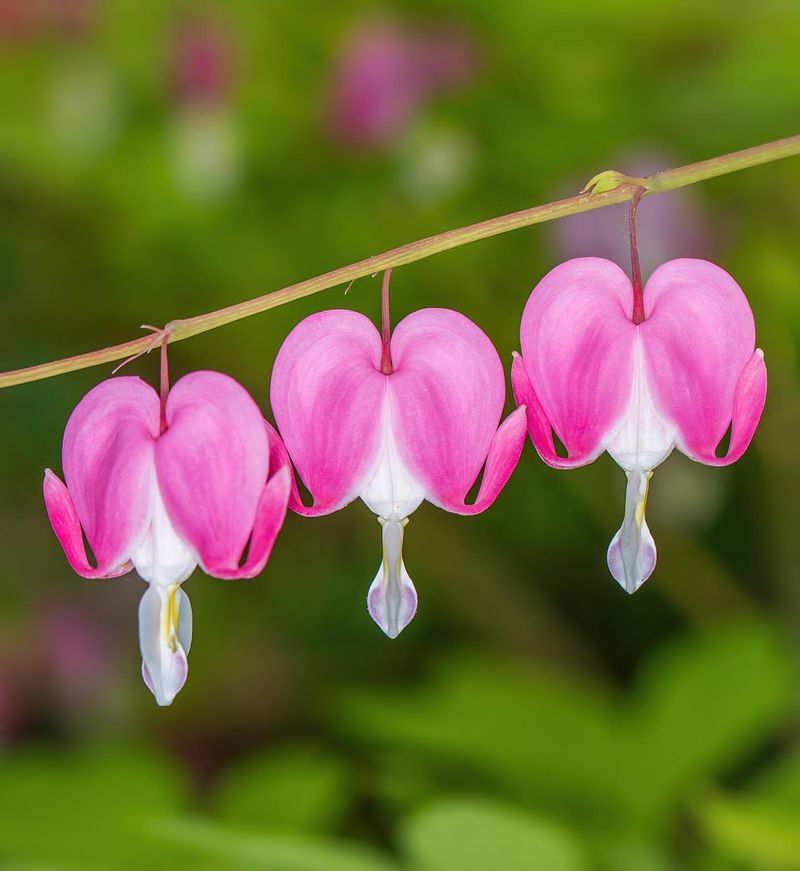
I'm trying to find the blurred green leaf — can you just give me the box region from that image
[401,798,587,871]
[750,752,800,807]
[0,744,187,870]
[333,654,624,819]
[154,817,400,871]
[1,4,800,871]
[333,620,793,833]
[214,743,351,834]
[695,790,800,870]
[625,620,793,826]
[589,837,675,871]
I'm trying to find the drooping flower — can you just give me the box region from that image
[270,286,526,637]
[44,371,290,705]
[512,257,767,593]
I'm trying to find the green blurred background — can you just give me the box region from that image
[1,1,799,869]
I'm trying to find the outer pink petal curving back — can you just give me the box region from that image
[155,371,271,578]
[516,258,637,468]
[45,377,160,576]
[389,308,525,513]
[219,422,293,580]
[642,259,767,465]
[270,310,386,515]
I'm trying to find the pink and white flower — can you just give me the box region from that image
[44,372,290,705]
[270,306,526,637]
[512,257,767,593]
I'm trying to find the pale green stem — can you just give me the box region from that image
[2,133,799,390]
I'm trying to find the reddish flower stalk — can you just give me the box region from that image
[380,269,394,375]
[629,186,646,325]
[160,332,170,434]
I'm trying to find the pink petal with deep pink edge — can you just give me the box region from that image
[270,310,386,516]
[641,259,767,466]
[46,377,160,576]
[43,471,133,579]
[451,405,528,514]
[209,422,292,579]
[517,258,637,468]
[155,371,270,577]
[388,308,520,512]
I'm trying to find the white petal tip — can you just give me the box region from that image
[139,585,193,707]
[617,570,648,596]
[367,517,418,639]
[367,574,418,638]
[142,659,186,706]
[607,530,656,595]
[367,560,418,639]
[607,468,657,594]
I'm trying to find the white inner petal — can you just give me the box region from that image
[606,334,675,473]
[139,583,192,706]
[360,397,426,521]
[367,517,418,639]
[607,468,657,594]
[131,474,197,587]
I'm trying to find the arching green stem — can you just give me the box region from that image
[1,133,799,390]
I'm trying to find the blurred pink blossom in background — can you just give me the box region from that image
[49,0,95,37]
[168,13,242,201]
[0,602,120,742]
[37,603,117,705]
[326,16,475,150]
[171,14,233,108]
[0,0,94,42]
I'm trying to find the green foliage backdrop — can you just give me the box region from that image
[0,1,799,868]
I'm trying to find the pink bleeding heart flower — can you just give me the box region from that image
[270,296,527,637]
[43,371,290,706]
[512,257,767,593]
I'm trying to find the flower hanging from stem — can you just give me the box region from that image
[512,190,767,592]
[270,270,527,636]
[43,341,291,704]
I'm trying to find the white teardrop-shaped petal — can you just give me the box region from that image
[367,518,417,638]
[139,583,192,706]
[131,474,197,587]
[604,334,669,593]
[607,467,657,594]
[360,400,426,521]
